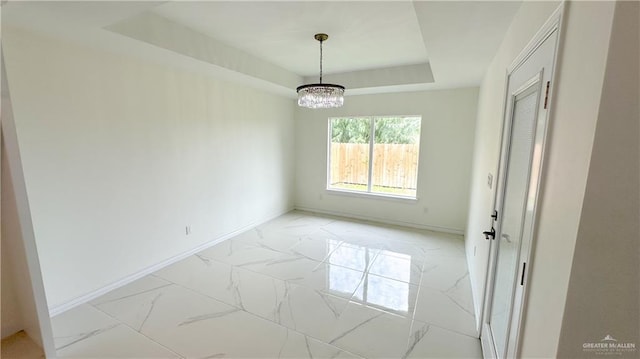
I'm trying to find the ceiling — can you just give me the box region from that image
[153,1,429,77]
[2,1,523,97]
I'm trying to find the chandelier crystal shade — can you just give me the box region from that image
[297,33,345,109]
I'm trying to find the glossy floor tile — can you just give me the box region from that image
[52,211,481,358]
[51,304,179,358]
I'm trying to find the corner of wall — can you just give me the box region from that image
[518,2,616,357]
[556,1,640,356]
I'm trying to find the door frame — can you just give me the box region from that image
[480,3,567,358]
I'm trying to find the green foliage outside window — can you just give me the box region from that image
[331,116,421,144]
[330,117,370,144]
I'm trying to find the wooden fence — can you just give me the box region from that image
[329,143,419,190]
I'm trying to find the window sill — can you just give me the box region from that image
[325,188,419,202]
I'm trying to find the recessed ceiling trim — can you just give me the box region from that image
[2,1,524,98]
[308,63,435,91]
[107,12,302,90]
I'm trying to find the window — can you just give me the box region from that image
[328,116,421,198]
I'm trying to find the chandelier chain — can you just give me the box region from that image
[319,39,323,84]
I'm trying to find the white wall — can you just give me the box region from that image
[295,88,478,233]
[464,0,560,328]
[2,27,295,310]
[1,138,51,350]
[1,138,24,339]
[1,54,56,355]
[466,1,620,357]
[519,3,615,357]
[557,1,639,355]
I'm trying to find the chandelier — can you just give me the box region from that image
[297,33,345,109]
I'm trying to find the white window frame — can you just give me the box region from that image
[326,115,422,200]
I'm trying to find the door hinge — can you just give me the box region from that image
[543,81,551,109]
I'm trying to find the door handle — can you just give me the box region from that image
[483,227,496,240]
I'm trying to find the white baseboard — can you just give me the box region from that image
[49,207,292,317]
[293,205,464,235]
[50,205,460,316]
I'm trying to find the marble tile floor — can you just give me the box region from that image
[51,211,482,358]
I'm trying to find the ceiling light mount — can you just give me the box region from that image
[297,33,345,109]
[314,33,329,42]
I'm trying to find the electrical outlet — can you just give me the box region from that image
[185,225,191,235]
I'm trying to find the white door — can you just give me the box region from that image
[480,15,561,359]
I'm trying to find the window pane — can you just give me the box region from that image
[371,117,421,197]
[329,117,371,192]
